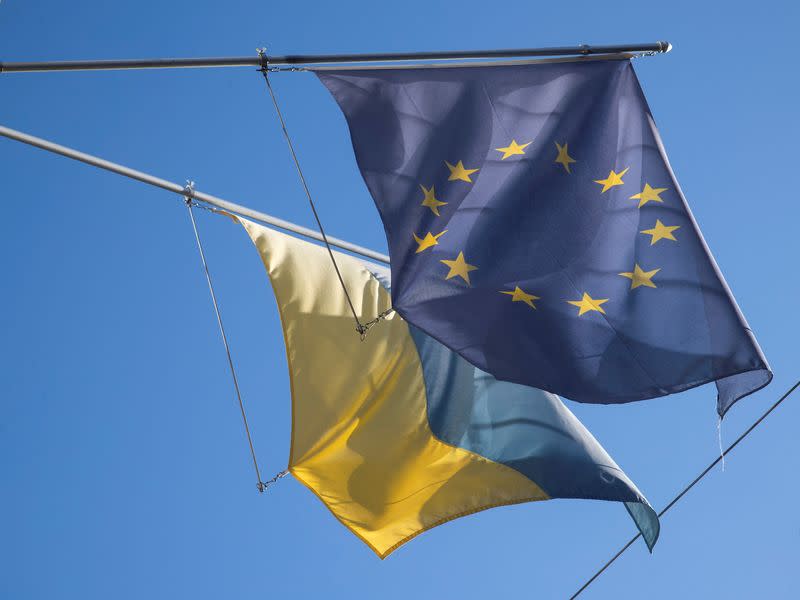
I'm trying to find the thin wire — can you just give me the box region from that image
[258,62,367,336]
[356,307,396,341]
[261,469,290,491]
[570,379,800,599]
[185,196,266,491]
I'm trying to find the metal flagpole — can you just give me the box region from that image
[0,124,390,264]
[0,42,670,73]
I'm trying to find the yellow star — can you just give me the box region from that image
[495,139,532,160]
[500,286,540,309]
[640,219,680,245]
[554,142,576,173]
[567,292,609,316]
[594,167,629,193]
[630,183,667,208]
[440,252,478,284]
[619,263,660,289]
[445,160,479,183]
[412,230,447,253]
[419,184,447,216]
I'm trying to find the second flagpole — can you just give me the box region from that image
[0,124,390,265]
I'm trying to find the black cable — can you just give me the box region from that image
[570,379,800,599]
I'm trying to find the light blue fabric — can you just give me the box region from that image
[363,260,659,550]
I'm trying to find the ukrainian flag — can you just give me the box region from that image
[239,217,658,557]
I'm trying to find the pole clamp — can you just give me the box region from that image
[257,47,269,72]
[183,180,195,205]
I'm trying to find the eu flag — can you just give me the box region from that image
[318,57,771,416]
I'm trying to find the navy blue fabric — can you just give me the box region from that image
[318,59,771,416]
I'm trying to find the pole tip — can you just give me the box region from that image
[658,41,673,53]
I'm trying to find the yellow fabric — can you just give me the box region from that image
[239,219,548,558]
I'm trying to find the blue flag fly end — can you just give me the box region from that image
[318,57,771,417]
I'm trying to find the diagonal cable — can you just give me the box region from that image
[257,61,369,337]
[570,379,800,599]
[185,193,266,491]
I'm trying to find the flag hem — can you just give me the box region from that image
[395,301,771,418]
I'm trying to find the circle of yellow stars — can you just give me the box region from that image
[410,136,681,317]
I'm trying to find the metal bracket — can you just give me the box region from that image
[182,180,195,205]
[256,47,269,72]
[256,47,308,72]
[633,41,672,60]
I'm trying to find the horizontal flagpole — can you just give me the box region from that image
[0,42,671,73]
[0,124,390,264]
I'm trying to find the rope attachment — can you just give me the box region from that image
[357,307,396,341]
[257,469,290,493]
[257,47,307,73]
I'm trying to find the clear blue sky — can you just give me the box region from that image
[1,1,797,598]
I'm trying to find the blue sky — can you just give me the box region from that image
[1,1,798,598]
